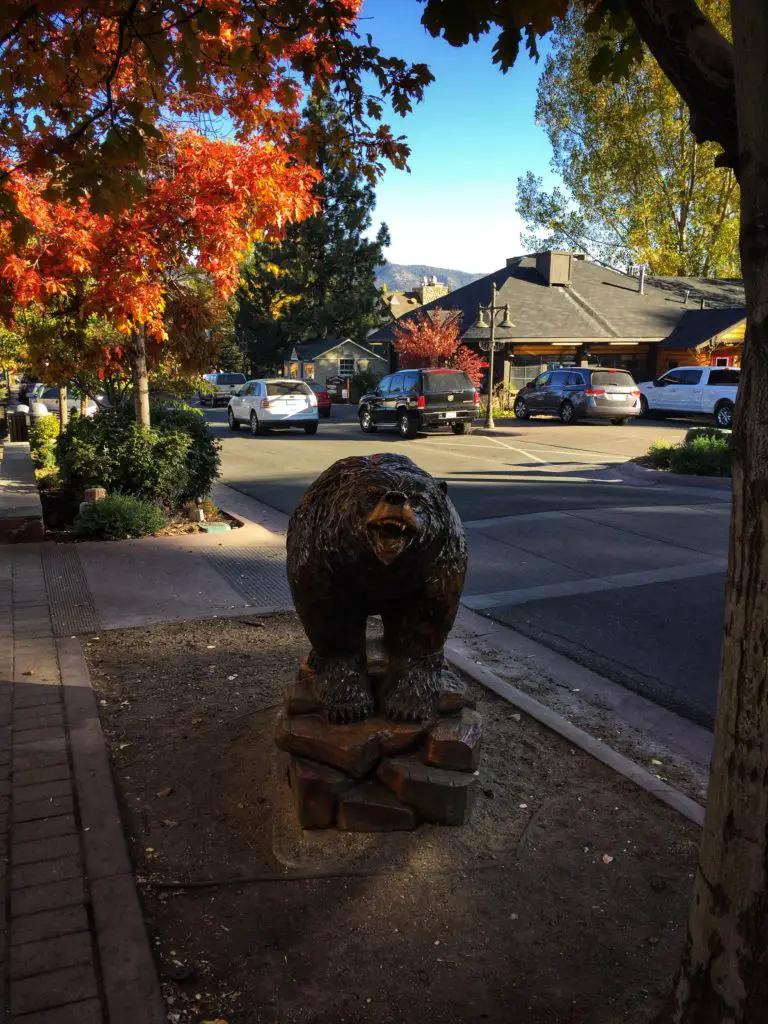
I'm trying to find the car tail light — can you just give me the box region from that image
[473,391,480,405]
[631,389,641,396]
[417,395,426,409]
[584,387,605,396]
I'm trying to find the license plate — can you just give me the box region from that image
[445,411,456,419]
[607,393,625,401]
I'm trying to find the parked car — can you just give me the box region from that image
[227,379,319,435]
[307,382,332,418]
[513,367,641,425]
[37,386,98,417]
[200,372,247,406]
[638,365,738,428]
[358,368,478,439]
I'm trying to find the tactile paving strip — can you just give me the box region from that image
[203,544,292,608]
[41,545,100,636]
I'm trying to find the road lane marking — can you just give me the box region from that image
[463,559,728,610]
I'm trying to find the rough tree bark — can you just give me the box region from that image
[667,0,768,1021]
[626,0,736,167]
[128,323,151,428]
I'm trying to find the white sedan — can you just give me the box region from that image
[36,386,99,417]
[227,378,319,435]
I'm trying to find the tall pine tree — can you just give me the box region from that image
[237,97,390,368]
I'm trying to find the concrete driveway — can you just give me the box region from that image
[209,408,730,727]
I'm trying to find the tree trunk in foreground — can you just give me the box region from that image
[128,324,151,428]
[57,385,68,430]
[668,1,768,1021]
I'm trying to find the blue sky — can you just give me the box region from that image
[360,0,558,273]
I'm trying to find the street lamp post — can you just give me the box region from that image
[474,282,514,430]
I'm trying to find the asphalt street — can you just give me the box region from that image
[206,405,730,727]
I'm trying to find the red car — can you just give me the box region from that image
[308,382,332,418]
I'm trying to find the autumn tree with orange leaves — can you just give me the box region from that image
[0,0,433,426]
[1,130,319,425]
[392,308,484,386]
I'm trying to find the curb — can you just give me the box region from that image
[443,642,705,827]
[618,460,732,491]
[56,637,167,1024]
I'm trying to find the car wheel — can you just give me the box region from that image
[611,417,630,426]
[359,408,377,433]
[513,397,530,420]
[639,395,649,418]
[398,411,417,439]
[250,411,262,436]
[227,408,240,431]
[715,400,734,428]
[451,421,472,435]
[304,422,318,435]
[559,400,576,424]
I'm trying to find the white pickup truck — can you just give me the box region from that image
[638,365,739,428]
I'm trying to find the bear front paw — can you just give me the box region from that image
[381,654,442,722]
[315,653,374,722]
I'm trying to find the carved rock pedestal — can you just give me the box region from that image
[275,647,482,831]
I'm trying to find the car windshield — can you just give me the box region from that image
[591,371,636,388]
[422,371,472,393]
[266,381,312,396]
[308,383,326,393]
[216,373,246,385]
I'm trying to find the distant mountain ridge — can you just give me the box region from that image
[375,262,487,293]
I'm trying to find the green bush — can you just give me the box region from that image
[646,441,676,469]
[151,402,221,501]
[56,403,220,508]
[72,494,166,540]
[669,435,732,477]
[29,415,60,469]
[684,426,731,445]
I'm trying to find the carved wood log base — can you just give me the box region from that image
[279,658,483,831]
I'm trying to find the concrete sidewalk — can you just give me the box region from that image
[0,443,44,543]
[0,546,165,1023]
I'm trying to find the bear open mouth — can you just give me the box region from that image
[366,501,418,565]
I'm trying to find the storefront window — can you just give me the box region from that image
[302,362,314,379]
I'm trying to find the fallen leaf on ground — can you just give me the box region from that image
[157,787,173,798]
[602,854,614,865]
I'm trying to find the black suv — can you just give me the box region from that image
[513,366,641,425]
[359,368,478,439]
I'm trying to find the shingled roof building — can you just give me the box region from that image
[368,251,746,388]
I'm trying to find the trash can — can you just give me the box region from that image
[28,401,50,425]
[8,410,29,442]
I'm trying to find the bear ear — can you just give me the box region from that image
[438,479,448,494]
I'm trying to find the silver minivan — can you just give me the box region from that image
[513,367,641,425]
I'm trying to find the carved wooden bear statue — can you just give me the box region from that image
[286,453,467,722]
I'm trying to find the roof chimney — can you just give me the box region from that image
[638,265,645,295]
[535,250,572,287]
[684,290,690,305]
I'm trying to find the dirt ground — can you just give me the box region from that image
[85,613,700,1024]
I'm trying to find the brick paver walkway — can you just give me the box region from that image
[1,546,165,1023]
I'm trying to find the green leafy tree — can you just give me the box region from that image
[515,0,738,276]
[237,98,391,366]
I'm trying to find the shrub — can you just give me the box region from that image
[684,426,731,445]
[151,402,221,501]
[646,441,676,469]
[29,415,60,469]
[56,403,219,508]
[72,494,166,540]
[669,435,732,477]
